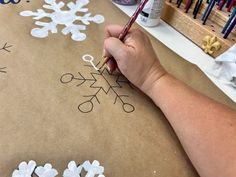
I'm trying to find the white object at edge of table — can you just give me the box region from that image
[113,3,236,103]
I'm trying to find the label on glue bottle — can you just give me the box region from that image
[138,0,164,27]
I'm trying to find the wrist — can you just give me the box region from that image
[140,63,168,96]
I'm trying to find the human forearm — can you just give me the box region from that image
[103,25,236,177]
[146,73,236,177]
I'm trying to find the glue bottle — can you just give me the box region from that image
[138,0,165,27]
[112,0,138,5]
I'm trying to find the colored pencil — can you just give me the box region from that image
[217,0,227,10]
[99,0,149,70]
[203,0,216,24]
[227,0,235,11]
[222,7,236,33]
[185,0,193,12]
[226,0,232,8]
[223,15,236,38]
[216,0,221,5]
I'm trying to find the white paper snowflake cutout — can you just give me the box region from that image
[20,0,105,41]
[82,160,105,177]
[35,163,58,177]
[12,160,36,177]
[63,160,105,177]
[12,160,105,177]
[63,161,82,177]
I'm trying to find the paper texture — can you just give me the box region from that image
[0,1,235,177]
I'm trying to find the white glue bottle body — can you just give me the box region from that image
[138,0,165,27]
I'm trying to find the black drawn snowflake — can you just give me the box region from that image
[0,67,7,74]
[0,42,13,53]
[60,64,135,113]
[0,42,11,75]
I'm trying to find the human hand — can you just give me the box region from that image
[103,25,167,94]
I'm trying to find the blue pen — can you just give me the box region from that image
[202,0,214,21]
[222,7,236,33]
[223,15,236,38]
[203,0,216,24]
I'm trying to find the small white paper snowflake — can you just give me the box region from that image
[12,160,105,177]
[35,163,58,177]
[82,160,105,177]
[12,160,36,177]
[20,0,105,41]
[63,161,82,177]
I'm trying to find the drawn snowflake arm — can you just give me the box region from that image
[74,0,90,11]
[78,99,94,113]
[116,75,134,89]
[98,71,135,113]
[76,80,86,87]
[67,0,89,13]
[111,87,135,113]
[44,0,65,11]
[0,67,7,74]
[62,24,87,41]
[60,72,96,87]
[0,43,13,53]
[76,13,105,25]
[78,89,102,113]
[31,21,57,38]
[83,94,100,104]
[20,9,50,20]
[82,54,100,71]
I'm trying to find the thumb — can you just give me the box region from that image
[104,37,127,62]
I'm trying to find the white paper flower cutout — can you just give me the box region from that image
[63,161,82,177]
[20,0,105,41]
[82,160,105,177]
[35,163,58,177]
[12,160,36,177]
